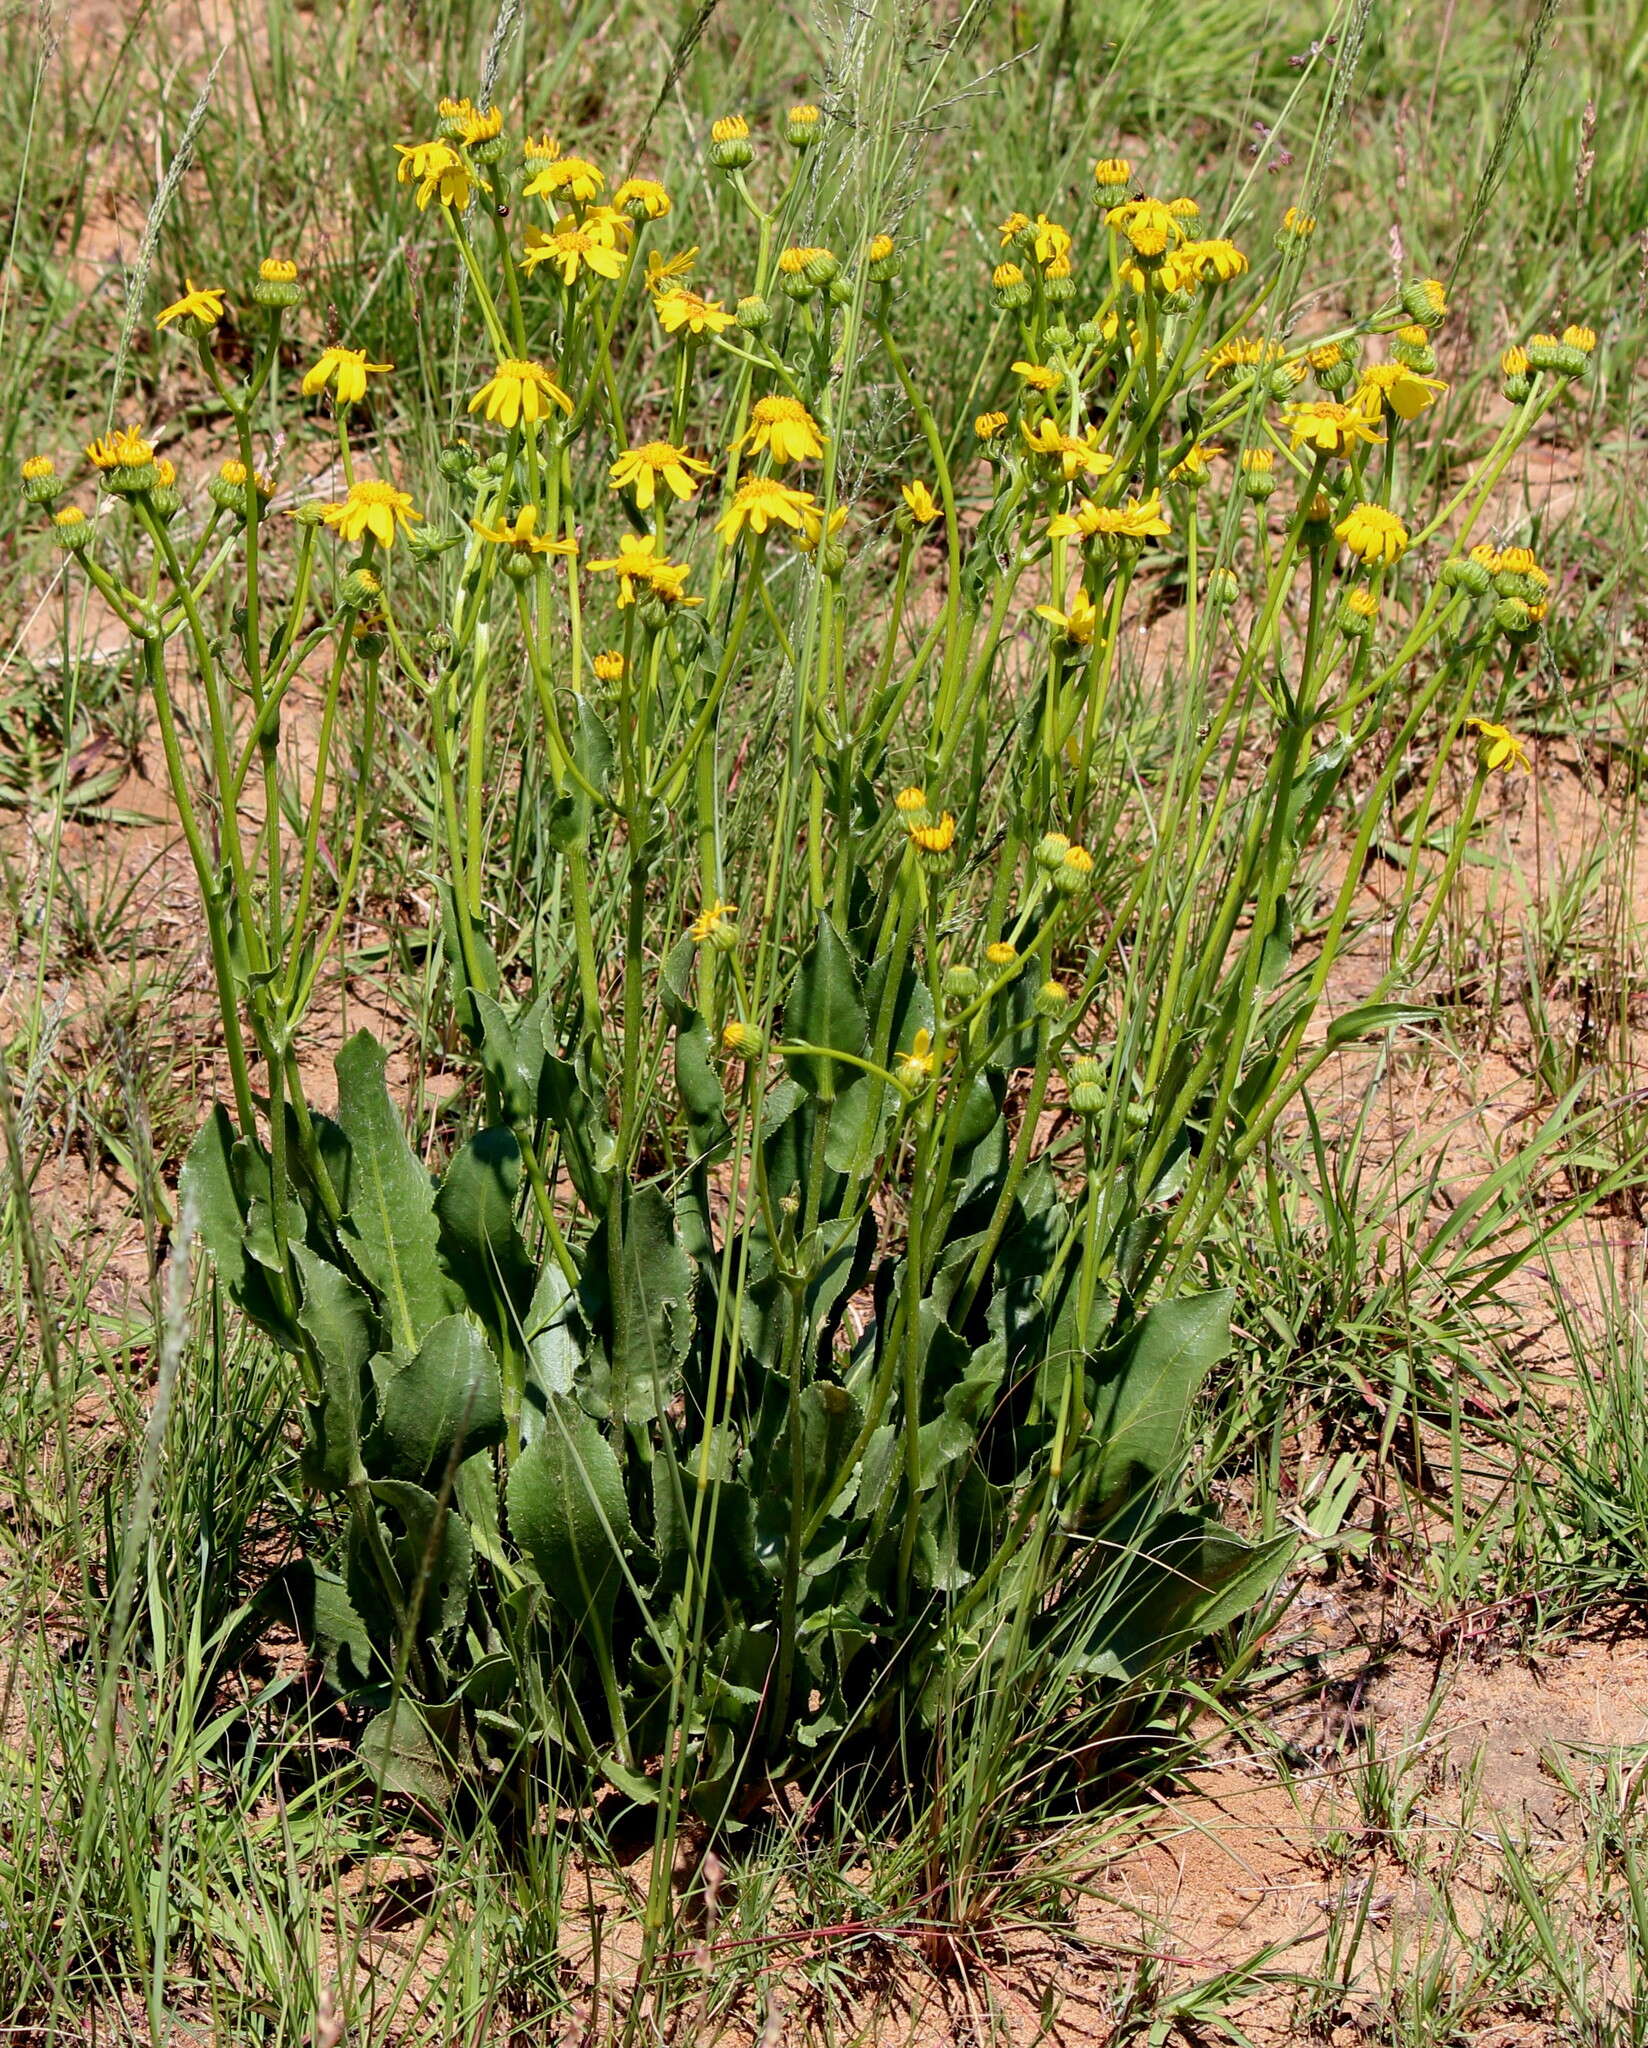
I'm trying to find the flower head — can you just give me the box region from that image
[736,395,824,466]
[1334,501,1408,567]
[301,346,393,406]
[1047,491,1171,544]
[901,479,941,524]
[975,410,1009,442]
[1105,197,1181,261]
[156,278,227,330]
[522,223,626,286]
[1021,417,1114,482]
[614,176,671,218]
[608,440,713,509]
[1011,359,1060,393]
[592,650,625,683]
[85,426,154,471]
[1034,583,1098,645]
[653,287,735,336]
[894,785,928,815]
[1282,399,1385,457]
[395,139,472,211]
[715,475,817,546]
[587,531,699,607]
[524,155,604,205]
[318,478,420,548]
[1355,361,1448,423]
[471,503,578,557]
[908,812,956,854]
[468,358,574,429]
[1467,718,1529,774]
[690,898,739,944]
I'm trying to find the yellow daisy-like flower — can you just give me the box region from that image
[586,532,700,607]
[736,395,825,466]
[1168,440,1222,483]
[901,480,941,524]
[894,785,928,814]
[985,940,1018,967]
[522,224,626,286]
[710,115,748,144]
[259,257,299,284]
[1048,491,1171,543]
[997,210,1031,246]
[1355,361,1448,423]
[592,650,625,682]
[1561,323,1597,355]
[607,440,713,509]
[444,99,502,145]
[715,475,817,545]
[301,347,393,406]
[614,176,672,218]
[524,133,560,164]
[795,502,847,555]
[1334,501,1408,567]
[85,425,154,470]
[468,358,574,429]
[471,503,578,556]
[1467,718,1529,774]
[1205,337,1284,377]
[897,1028,939,1089]
[690,898,739,943]
[1105,197,1181,260]
[1093,157,1132,188]
[646,246,699,290]
[395,139,472,211]
[21,455,54,481]
[156,278,227,329]
[319,478,420,548]
[1020,418,1114,482]
[1034,583,1098,645]
[975,410,1009,442]
[867,233,895,264]
[653,287,735,336]
[908,812,957,854]
[1030,214,1071,266]
[1163,238,1248,290]
[576,204,636,251]
[1282,399,1385,457]
[1011,359,1060,393]
[524,155,604,205]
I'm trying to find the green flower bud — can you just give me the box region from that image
[341,563,383,609]
[21,456,60,505]
[826,275,853,305]
[252,257,303,310]
[1034,830,1071,872]
[1042,320,1074,351]
[1492,595,1534,637]
[786,103,821,147]
[1399,277,1448,329]
[1440,556,1492,596]
[721,1020,766,1060]
[708,115,754,170]
[803,248,839,288]
[1033,978,1070,1021]
[1337,588,1378,639]
[1069,1055,1105,1117]
[736,293,772,332]
[53,505,91,550]
[1204,566,1240,608]
[437,441,474,483]
[942,963,981,1006]
[404,524,463,562]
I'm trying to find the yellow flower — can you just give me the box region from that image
[654,287,735,336]
[522,223,626,286]
[1034,583,1098,644]
[710,115,748,144]
[1470,542,1502,576]
[716,475,817,545]
[1561,324,1597,355]
[997,210,1031,246]
[1011,359,1060,393]
[21,455,53,481]
[1334,501,1408,567]
[471,503,578,556]
[796,502,847,554]
[1355,361,1448,422]
[689,898,739,943]
[524,155,604,205]
[85,425,154,470]
[301,346,393,406]
[1467,718,1529,774]
[319,477,420,548]
[524,133,560,164]
[1500,345,1530,378]
[896,1028,938,1090]
[1282,399,1385,457]
[593,650,625,682]
[468,358,574,428]
[442,98,502,145]
[156,278,227,329]
[1105,197,1181,260]
[577,204,636,251]
[1168,440,1222,483]
[984,940,1018,967]
[867,233,895,264]
[646,246,699,290]
[974,410,1009,441]
[1020,418,1114,482]
[1279,206,1316,242]
[894,785,928,814]
[1205,337,1284,377]
[587,532,699,607]
[901,480,941,524]
[259,257,299,284]
[908,812,956,854]
[614,176,672,218]
[1093,157,1132,188]
[1030,214,1071,266]
[608,440,713,509]
[1047,491,1171,543]
[1163,238,1248,290]
[395,139,472,211]
[736,395,825,465]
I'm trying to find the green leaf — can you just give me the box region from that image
[1324,1002,1436,1051]
[506,1394,631,1637]
[435,1127,536,1334]
[293,1245,374,1489]
[609,1185,695,1426]
[1086,1290,1232,1519]
[373,1315,506,1485]
[332,1031,461,1352]
[538,1047,608,1212]
[675,1011,731,1159]
[1094,1515,1293,1679]
[180,1108,301,1350]
[784,915,867,1103]
[359,1701,460,1805]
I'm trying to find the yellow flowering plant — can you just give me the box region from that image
[31,90,1594,1917]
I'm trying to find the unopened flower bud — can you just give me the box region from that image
[1524,332,1562,372]
[1267,361,1307,400]
[1240,448,1276,500]
[1400,277,1447,329]
[1092,156,1132,209]
[352,617,387,661]
[1034,977,1070,1020]
[1308,341,1354,394]
[734,292,771,334]
[708,114,753,170]
[1069,1055,1105,1117]
[942,963,981,1006]
[1275,206,1316,248]
[804,248,838,289]
[1492,595,1535,637]
[21,455,59,504]
[866,233,899,284]
[593,649,625,683]
[1391,324,1437,374]
[1034,830,1071,872]
[1440,554,1492,596]
[252,256,302,309]
[437,441,473,483]
[1053,844,1094,896]
[1204,566,1241,608]
[53,504,91,549]
[722,1020,765,1060]
[1499,344,1531,403]
[786,103,821,147]
[991,261,1031,311]
[1302,491,1335,547]
[1337,586,1378,638]
[341,562,383,608]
